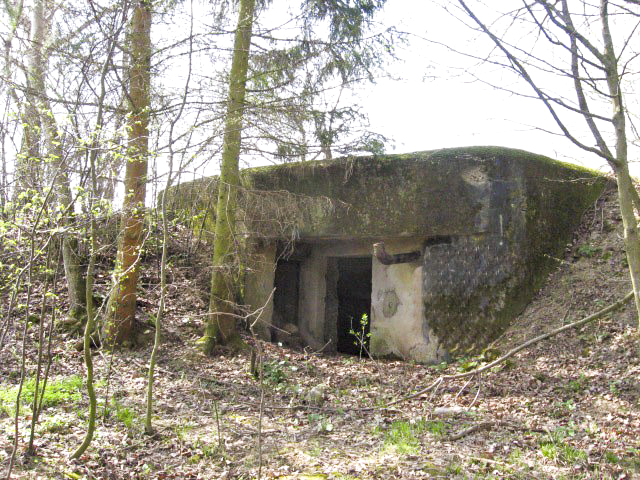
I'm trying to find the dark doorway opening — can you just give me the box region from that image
[272,260,300,341]
[336,257,372,355]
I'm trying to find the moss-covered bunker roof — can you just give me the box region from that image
[166,146,608,240]
[238,146,606,239]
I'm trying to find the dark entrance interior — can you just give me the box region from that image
[272,260,300,341]
[336,257,372,355]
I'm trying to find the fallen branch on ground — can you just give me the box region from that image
[382,290,634,409]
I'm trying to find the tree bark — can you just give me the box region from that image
[105,0,151,346]
[25,0,87,322]
[600,0,640,327]
[203,0,256,353]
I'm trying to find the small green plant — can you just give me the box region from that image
[172,422,196,444]
[385,421,419,454]
[550,399,576,418]
[540,442,587,465]
[539,427,586,466]
[567,373,588,393]
[349,313,371,359]
[433,361,449,372]
[262,360,288,385]
[604,451,619,464]
[115,402,136,432]
[378,418,430,454]
[609,380,622,396]
[445,463,463,475]
[308,413,333,433]
[425,420,448,436]
[457,358,479,373]
[577,243,601,258]
[0,375,83,417]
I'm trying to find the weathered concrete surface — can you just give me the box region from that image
[370,238,448,363]
[243,242,276,340]
[167,147,608,362]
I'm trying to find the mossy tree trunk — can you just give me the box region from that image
[105,0,151,346]
[202,0,256,353]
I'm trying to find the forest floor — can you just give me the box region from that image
[1,186,640,479]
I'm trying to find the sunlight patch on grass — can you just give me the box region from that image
[0,375,83,417]
[375,418,445,455]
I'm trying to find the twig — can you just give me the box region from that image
[443,421,512,441]
[381,290,633,409]
[454,376,474,402]
[213,399,224,452]
[256,342,265,480]
[468,380,482,409]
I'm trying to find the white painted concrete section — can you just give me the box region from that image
[370,239,444,363]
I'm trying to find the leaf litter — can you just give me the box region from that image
[0,187,639,479]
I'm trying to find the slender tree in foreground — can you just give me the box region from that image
[202,0,257,353]
[145,0,195,433]
[71,5,124,455]
[105,0,152,346]
[202,0,393,351]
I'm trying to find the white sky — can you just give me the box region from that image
[149,0,638,183]
[353,0,637,176]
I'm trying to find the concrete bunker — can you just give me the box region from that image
[167,147,609,363]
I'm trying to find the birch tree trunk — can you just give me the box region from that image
[202,0,256,353]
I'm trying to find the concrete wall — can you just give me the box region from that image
[244,242,276,340]
[242,237,449,362]
[173,147,608,363]
[370,239,448,363]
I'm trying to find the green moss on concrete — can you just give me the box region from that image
[165,147,609,359]
[369,334,389,355]
[421,150,609,355]
[165,148,607,243]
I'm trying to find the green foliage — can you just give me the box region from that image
[577,243,601,258]
[0,375,83,417]
[550,399,576,418]
[425,420,448,436]
[262,360,288,385]
[457,358,479,373]
[567,373,589,393]
[115,402,136,431]
[605,451,619,464]
[376,418,437,454]
[538,426,587,466]
[382,420,420,454]
[308,413,334,433]
[349,313,371,359]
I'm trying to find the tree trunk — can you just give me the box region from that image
[600,0,640,327]
[202,0,256,353]
[26,0,87,322]
[104,0,151,346]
